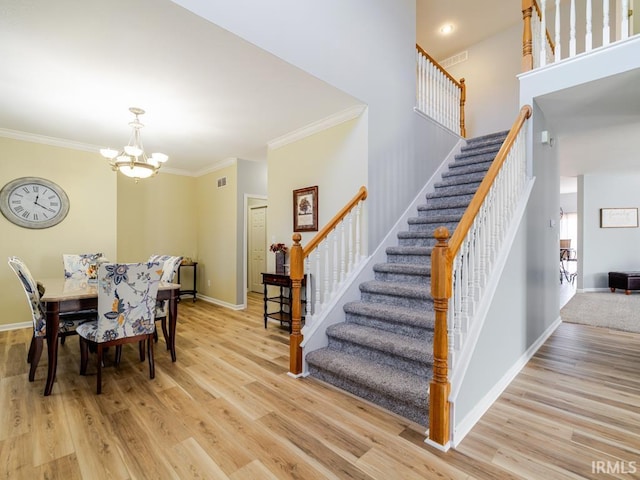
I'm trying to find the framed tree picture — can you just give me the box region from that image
[293,185,318,232]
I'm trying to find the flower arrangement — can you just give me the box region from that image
[269,243,288,254]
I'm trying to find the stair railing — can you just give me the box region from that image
[428,105,532,448]
[416,44,466,137]
[522,0,631,72]
[288,186,368,375]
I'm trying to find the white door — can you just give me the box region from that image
[249,205,267,293]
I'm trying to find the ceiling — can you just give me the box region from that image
[2,0,638,187]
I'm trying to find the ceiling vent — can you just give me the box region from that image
[440,51,468,69]
[217,176,227,188]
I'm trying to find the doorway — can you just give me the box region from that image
[248,202,267,294]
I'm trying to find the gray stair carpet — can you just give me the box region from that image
[306,130,509,426]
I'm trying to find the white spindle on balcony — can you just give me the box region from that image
[586,0,593,51]
[622,0,630,40]
[603,0,610,46]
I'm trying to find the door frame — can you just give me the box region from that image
[243,193,268,309]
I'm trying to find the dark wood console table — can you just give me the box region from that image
[177,262,197,302]
[262,272,306,333]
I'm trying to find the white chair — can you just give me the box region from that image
[77,262,161,394]
[148,255,183,347]
[8,256,93,381]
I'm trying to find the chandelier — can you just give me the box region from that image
[100,107,168,181]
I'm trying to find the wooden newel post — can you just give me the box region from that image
[429,226,452,447]
[522,0,534,71]
[459,78,466,138]
[289,233,304,375]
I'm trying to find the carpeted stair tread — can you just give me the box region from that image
[327,323,434,364]
[440,170,487,184]
[456,143,502,158]
[306,349,430,408]
[386,245,433,256]
[360,280,431,299]
[464,130,509,147]
[344,301,435,330]
[408,213,462,224]
[373,262,430,276]
[449,153,496,169]
[427,183,480,198]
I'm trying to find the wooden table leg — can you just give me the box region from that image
[168,290,178,362]
[44,302,60,396]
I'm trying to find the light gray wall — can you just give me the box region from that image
[560,192,578,213]
[580,172,640,290]
[236,159,268,304]
[446,23,521,138]
[171,0,417,249]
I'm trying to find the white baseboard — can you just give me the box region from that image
[451,315,562,447]
[0,321,31,332]
[196,294,244,310]
[424,436,451,452]
[578,287,610,293]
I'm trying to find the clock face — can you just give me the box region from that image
[0,177,70,229]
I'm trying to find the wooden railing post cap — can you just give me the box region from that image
[292,233,301,244]
[434,226,450,244]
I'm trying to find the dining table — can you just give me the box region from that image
[39,277,180,396]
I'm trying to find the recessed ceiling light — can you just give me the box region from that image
[440,24,454,35]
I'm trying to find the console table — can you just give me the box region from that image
[262,272,306,333]
[177,262,197,302]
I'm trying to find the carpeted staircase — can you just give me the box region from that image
[306,130,509,426]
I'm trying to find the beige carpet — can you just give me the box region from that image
[561,292,640,333]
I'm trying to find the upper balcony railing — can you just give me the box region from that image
[416,45,466,137]
[522,0,632,71]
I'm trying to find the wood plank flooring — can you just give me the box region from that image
[1,293,639,479]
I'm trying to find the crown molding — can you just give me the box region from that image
[194,157,238,177]
[267,104,367,150]
[0,128,99,153]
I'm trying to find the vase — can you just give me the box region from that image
[275,252,285,274]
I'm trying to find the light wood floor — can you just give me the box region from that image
[1,293,639,479]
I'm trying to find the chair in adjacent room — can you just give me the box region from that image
[7,256,93,381]
[148,255,183,348]
[77,262,161,394]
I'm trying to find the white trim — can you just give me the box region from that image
[287,371,304,379]
[413,107,463,138]
[194,157,238,177]
[243,193,268,310]
[0,128,100,153]
[451,315,562,447]
[267,105,366,150]
[0,321,31,332]
[579,287,610,293]
[424,437,451,452]
[196,294,243,310]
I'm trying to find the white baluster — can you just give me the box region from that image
[339,220,346,283]
[305,256,312,319]
[555,0,562,61]
[603,0,610,46]
[540,0,547,67]
[348,213,354,274]
[323,239,330,305]
[622,0,629,40]
[355,202,362,263]
[586,0,593,51]
[314,248,321,314]
[570,0,576,57]
[332,228,339,292]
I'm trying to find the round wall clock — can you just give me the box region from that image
[0,177,70,229]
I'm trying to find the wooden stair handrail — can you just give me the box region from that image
[448,105,532,257]
[302,186,368,258]
[288,186,368,375]
[416,44,466,137]
[428,105,532,448]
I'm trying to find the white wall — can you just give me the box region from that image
[580,173,640,290]
[171,0,417,248]
[447,24,522,138]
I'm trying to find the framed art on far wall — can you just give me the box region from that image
[600,207,639,228]
[293,185,318,232]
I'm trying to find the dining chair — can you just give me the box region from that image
[148,255,183,347]
[7,256,94,382]
[77,262,161,394]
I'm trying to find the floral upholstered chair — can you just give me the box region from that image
[148,255,183,347]
[77,262,161,394]
[62,253,105,280]
[7,256,92,381]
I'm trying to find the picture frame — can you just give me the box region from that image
[293,186,318,232]
[600,207,639,228]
